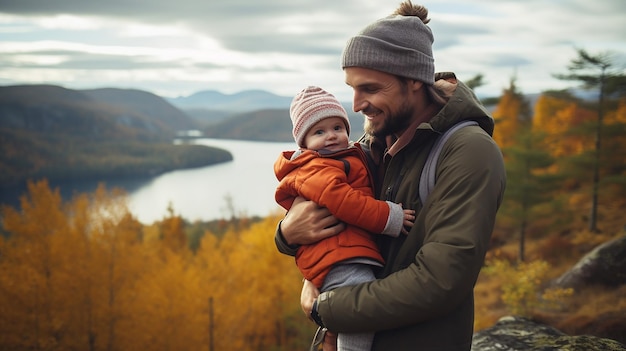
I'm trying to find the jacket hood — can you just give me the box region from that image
[428,72,495,136]
[274,150,314,181]
[274,144,365,181]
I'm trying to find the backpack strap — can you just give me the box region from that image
[419,120,479,205]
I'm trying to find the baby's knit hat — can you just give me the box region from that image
[341,7,435,85]
[290,86,350,148]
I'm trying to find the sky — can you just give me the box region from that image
[1,0,625,102]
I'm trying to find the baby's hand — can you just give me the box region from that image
[401,208,415,235]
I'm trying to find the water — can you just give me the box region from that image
[2,139,297,224]
[127,138,296,223]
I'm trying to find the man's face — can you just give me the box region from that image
[344,67,416,138]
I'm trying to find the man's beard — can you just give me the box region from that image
[364,100,413,138]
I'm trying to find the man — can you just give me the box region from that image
[275,2,506,350]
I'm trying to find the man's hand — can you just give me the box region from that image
[323,331,338,351]
[302,280,338,351]
[281,197,345,246]
[301,279,319,318]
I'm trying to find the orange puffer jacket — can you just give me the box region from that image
[274,144,400,288]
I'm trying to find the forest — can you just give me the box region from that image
[1,50,625,350]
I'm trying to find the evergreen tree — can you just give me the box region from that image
[553,49,626,232]
[501,128,561,262]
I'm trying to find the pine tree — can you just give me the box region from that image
[501,127,562,262]
[553,49,626,232]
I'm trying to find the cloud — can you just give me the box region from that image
[0,0,624,100]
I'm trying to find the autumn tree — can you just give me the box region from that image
[0,180,145,351]
[160,203,188,254]
[554,49,626,232]
[84,184,144,351]
[0,182,314,351]
[532,91,594,163]
[0,180,70,350]
[492,76,532,149]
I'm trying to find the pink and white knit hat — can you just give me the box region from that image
[290,86,350,147]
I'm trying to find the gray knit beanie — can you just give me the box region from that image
[341,11,435,85]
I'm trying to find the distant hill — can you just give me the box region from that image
[0,84,231,187]
[82,88,197,133]
[202,106,366,142]
[0,85,198,140]
[203,109,292,142]
[183,108,234,127]
[168,89,294,113]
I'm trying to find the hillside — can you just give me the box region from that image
[183,108,233,127]
[0,85,198,140]
[82,87,197,133]
[202,107,366,142]
[168,89,293,112]
[0,84,231,188]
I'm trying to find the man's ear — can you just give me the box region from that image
[409,79,424,93]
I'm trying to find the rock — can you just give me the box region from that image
[553,235,626,289]
[471,316,626,351]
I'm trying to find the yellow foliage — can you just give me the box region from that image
[570,229,613,248]
[492,87,524,149]
[484,259,573,317]
[0,181,308,351]
[532,95,595,158]
[605,98,626,124]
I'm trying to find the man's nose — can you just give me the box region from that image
[352,93,366,113]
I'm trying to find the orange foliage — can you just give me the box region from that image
[492,87,525,149]
[532,95,596,158]
[605,98,626,124]
[0,180,309,351]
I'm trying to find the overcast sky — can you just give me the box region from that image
[1,0,625,102]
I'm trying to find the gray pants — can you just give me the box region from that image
[320,263,376,351]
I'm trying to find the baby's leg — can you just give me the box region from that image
[337,331,374,351]
[321,263,377,351]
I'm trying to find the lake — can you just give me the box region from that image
[2,139,297,224]
[128,138,296,223]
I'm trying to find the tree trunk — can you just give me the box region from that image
[589,68,606,233]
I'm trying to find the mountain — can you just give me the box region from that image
[0,84,230,187]
[82,88,197,132]
[168,89,293,112]
[183,108,234,126]
[203,108,292,142]
[0,85,198,140]
[202,106,366,142]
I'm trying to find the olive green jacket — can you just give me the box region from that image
[276,73,506,351]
